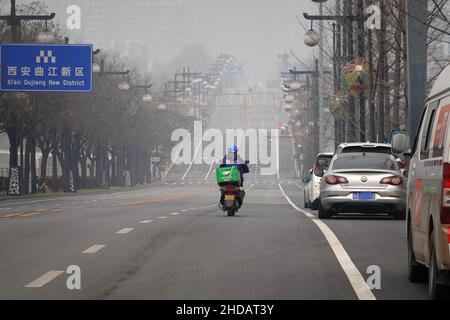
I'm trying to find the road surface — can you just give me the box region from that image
[0,93,429,300]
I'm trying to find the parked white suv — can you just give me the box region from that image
[335,142,393,155]
[304,153,334,210]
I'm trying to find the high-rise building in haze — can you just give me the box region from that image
[41,0,194,64]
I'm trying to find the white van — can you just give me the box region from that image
[393,65,450,299]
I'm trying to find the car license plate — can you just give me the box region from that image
[353,192,375,201]
[224,195,235,201]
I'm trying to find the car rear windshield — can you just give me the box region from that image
[333,156,397,171]
[341,146,392,154]
[316,156,333,169]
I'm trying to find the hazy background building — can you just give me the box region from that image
[7,0,316,82]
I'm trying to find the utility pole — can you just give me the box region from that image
[406,0,428,143]
[346,2,356,142]
[62,37,75,193]
[318,2,325,151]
[0,0,55,195]
[357,0,366,142]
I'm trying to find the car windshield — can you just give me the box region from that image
[341,146,392,154]
[333,156,397,171]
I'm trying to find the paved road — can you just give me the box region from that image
[0,93,429,300]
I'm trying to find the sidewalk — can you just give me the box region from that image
[0,181,165,202]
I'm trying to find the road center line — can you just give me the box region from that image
[278,183,376,301]
[82,244,106,254]
[25,270,64,288]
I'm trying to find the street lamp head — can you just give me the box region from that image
[118,82,130,91]
[37,31,55,44]
[284,95,295,103]
[92,63,101,74]
[142,94,153,103]
[304,29,320,47]
[290,81,302,91]
[284,104,293,112]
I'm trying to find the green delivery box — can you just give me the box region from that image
[216,166,240,185]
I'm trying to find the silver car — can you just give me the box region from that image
[318,152,406,219]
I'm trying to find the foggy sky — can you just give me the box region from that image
[7,0,319,83]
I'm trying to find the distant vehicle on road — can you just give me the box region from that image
[392,65,450,299]
[304,153,334,210]
[318,152,406,220]
[335,142,393,155]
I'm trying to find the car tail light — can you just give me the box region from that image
[396,159,406,169]
[325,175,348,185]
[441,163,450,224]
[380,176,403,186]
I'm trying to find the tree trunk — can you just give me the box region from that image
[384,57,391,133]
[51,135,59,189]
[31,138,37,194]
[40,149,50,179]
[24,138,31,195]
[393,17,401,129]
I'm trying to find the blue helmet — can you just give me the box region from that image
[229,144,239,153]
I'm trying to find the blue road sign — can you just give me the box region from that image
[1,44,93,92]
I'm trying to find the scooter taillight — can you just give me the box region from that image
[224,185,238,192]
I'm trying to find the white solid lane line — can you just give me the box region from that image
[116,228,135,234]
[25,270,65,288]
[278,183,376,301]
[82,244,106,254]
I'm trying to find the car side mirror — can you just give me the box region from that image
[392,131,410,156]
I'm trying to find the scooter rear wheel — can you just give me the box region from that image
[227,209,236,217]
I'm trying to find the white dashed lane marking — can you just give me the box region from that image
[140,220,154,224]
[157,216,168,220]
[170,212,180,216]
[82,244,106,254]
[25,270,64,288]
[116,228,134,234]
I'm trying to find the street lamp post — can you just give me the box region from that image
[303,1,363,145]
[0,0,55,195]
[406,0,428,143]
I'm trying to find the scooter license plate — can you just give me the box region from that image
[224,195,235,201]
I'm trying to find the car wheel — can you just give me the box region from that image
[429,230,448,300]
[304,194,309,208]
[318,202,331,219]
[408,221,427,283]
